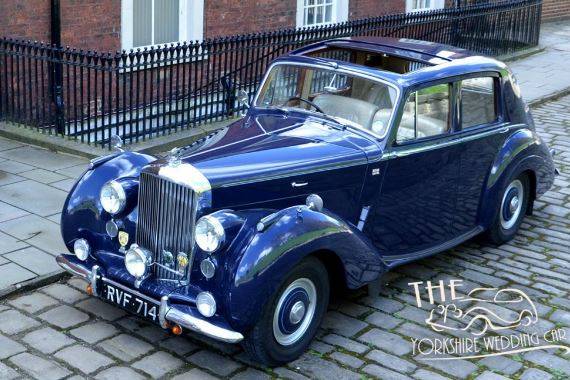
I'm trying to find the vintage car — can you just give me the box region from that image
[56,37,556,365]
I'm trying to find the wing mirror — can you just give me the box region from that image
[237,90,250,109]
[306,194,323,212]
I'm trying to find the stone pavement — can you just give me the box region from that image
[0,141,89,294]
[0,92,568,380]
[509,21,570,104]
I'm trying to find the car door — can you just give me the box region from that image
[363,82,460,260]
[453,74,506,234]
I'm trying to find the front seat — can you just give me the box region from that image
[313,94,379,130]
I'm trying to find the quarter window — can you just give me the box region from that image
[396,84,450,143]
[121,0,204,49]
[296,0,349,27]
[461,77,497,129]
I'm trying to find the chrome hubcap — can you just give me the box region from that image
[500,179,524,230]
[273,278,317,346]
[509,196,519,214]
[289,301,306,325]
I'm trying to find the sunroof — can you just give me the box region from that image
[303,46,433,74]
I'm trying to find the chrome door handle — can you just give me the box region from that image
[291,181,308,188]
[498,126,510,133]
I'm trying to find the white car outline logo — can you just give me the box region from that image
[425,287,538,336]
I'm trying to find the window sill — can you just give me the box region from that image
[117,49,208,73]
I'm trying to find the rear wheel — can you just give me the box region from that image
[243,257,329,367]
[486,173,530,245]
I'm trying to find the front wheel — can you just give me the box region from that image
[485,173,530,245]
[243,257,330,367]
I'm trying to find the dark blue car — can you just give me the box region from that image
[56,37,556,366]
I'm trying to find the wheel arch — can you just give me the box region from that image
[224,206,385,331]
[478,128,548,227]
[521,169,536,215]
[312,249,347,294]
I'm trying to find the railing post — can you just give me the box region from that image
[50,0,65,135]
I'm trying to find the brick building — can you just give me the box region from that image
[0,0,457,52]
[2,1,568,53]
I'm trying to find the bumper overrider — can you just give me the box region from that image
[56,254,244,344]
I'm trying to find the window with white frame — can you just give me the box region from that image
[296,0,349,28]
[121,0,204,50]
[406,0,445,13]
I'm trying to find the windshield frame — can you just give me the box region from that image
[253,60,402,139]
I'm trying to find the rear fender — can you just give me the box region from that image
[223,206,384,331]
[479,128,554,226]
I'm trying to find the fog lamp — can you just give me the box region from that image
[125,244,152,278]
[196,292,216,317]
[100,180,126,215]
[73,239,90,261]
[195,215,225,253]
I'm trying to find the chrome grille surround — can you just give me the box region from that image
[135,162,212,284]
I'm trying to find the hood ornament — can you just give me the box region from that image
[168,147,183,166]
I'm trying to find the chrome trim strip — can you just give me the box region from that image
[158,163,211,194]
[165,308,244,343]
[382,123,517,160]
[56,255,90,280]
[218,157,367,188]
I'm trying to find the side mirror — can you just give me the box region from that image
[110,135,124,152]
[237,90,250,109]
[306,194,323,212]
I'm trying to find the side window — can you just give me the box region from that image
[396,84,450,143]
[461,77,497,128]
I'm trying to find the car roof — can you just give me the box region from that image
[279,37,508,88]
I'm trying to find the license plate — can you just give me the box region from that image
[101,281,159,324]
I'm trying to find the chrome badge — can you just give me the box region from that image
[118,231,129,247]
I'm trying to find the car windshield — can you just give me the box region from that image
[255,64,398,136]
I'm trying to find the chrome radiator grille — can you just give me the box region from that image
[136,172,197,282]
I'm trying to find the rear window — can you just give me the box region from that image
[461,77,497,128]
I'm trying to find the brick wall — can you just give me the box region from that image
[3,0,564,51]
[60,0,120,51]
[204,0,297,38]
[0,0,120,51]
[349,0,404,19]
[0,0,51,42]
[204,0,409,38]
[542,0,570,21]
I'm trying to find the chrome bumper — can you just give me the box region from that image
[56,254,244,344]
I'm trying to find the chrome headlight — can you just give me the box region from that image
[100,180,126,215]
[73,239,90,261]
[125,245,152,278]
[195,215,225,253]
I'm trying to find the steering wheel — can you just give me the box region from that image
[282,96,325,114]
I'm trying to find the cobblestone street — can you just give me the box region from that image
[0,94,568,379]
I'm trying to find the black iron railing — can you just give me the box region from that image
[0,0,542,148]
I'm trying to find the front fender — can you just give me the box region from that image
[223,206,384,331]
[60,151,156,253]
[479,128,554,227]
